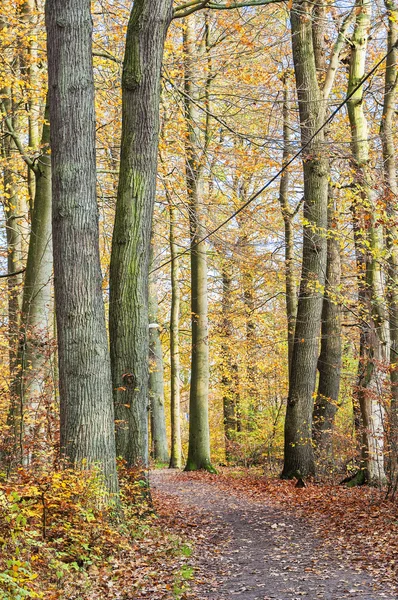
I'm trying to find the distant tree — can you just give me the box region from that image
[149,246,169,463]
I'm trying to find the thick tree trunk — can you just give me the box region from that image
[347,0,388,485]
[169,201,182,469]
[149,250,169,464]
[109,0,173,466]
[282,0,329,479]
[184,16,213,472]
[313,190,342,462]
[46,0,118,494]
[16,101,53,465]
[380,0,398,485]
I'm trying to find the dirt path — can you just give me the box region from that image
[151,470,396,600]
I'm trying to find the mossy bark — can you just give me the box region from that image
[109,0,173,466]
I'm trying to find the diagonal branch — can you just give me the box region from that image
[322,7,356,101]
[0,268,25,278]
[207,0,282,8]
[173,0,281,18]
[174,0,210,18]
[0,100,37,172]
[93,51,121,64]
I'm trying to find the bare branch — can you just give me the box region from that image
[323,8,356,101]
[0,101,37,172]
[173,0,280,18]
[93,51,121,64]
[0,268,25,278]
[207,0,282,8]
[174,0,210,18]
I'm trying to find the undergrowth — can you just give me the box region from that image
[0,462,191,599]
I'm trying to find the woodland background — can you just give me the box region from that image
[0,0,398,597]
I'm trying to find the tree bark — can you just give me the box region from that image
[278,72,297,377]
[347,0,388,485]
[184,15,214,472]
[46,0,118,494]
[149,248,169,464]
[109,0,173,466]
[282,0,329,478]
[221,263,239,459]
[16,100,53,465]
[169,201,182,469]
[1,87,26,381]
[313,189,342,462]
[380,0,398,487]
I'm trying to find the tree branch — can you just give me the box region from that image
[92,51,121,64]
[208,0,282,8]
[173,0,280,18]
[0,268,25,278]
[322,8,356,101]
[0,101,37,172]
[174,0,210,18]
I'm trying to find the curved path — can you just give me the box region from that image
[151,470,395,600]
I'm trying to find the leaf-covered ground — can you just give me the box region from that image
[0,466,194,599]
[151,469,398,600]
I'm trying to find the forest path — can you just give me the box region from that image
[151,470,395,600]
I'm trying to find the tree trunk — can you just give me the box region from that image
[380,0,398,486]
[149,248,169,464]
[184,15,214,472]
[282,0,329,479]
[1,87,26,380]
[347,0,388,485]
[17,100,53,465]
[46,0,118,495]
[313,188,342,462]
[221,263,239,459]
[169,200,182,469]
[109,0,173,466]
[278,72,297,377]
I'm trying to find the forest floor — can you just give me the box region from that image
[151,469,398,600]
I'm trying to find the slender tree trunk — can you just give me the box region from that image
[1,87,25,380]
[380,0,398,485]
[109,0,173,466]
[313,188,342,462]
[221,263,239,459]
[282,0,329,478]
[21,0,41,208]
[184,15,213,472]
[278,72,297,377]
[15,100,53,465]
[242,263,258,430]
[46,0,118,494]
[169,201,182,469]
[347,0,388,485]
[149,247,169,463]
